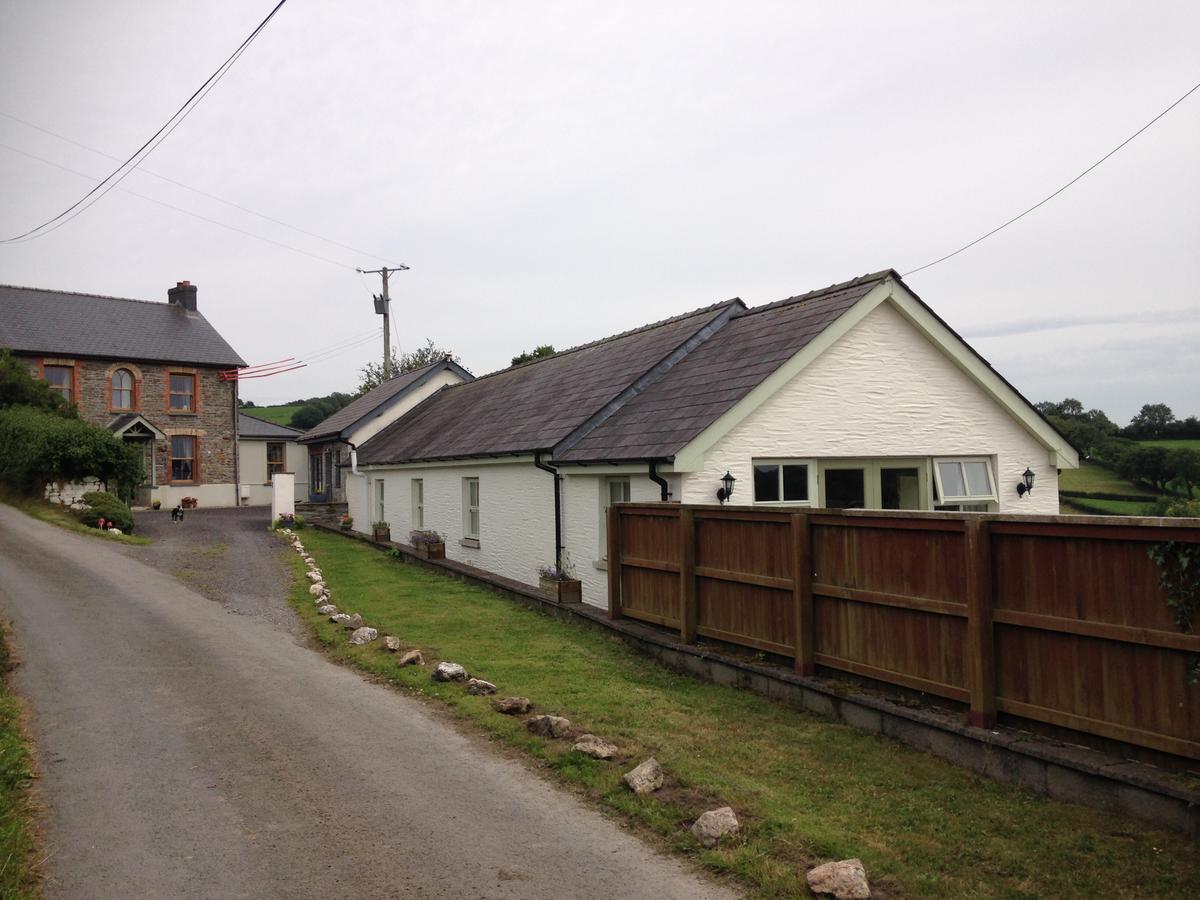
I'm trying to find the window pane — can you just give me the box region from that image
[782,465,808,501]
[468,480,479,506]
[172,459,192,480]
[753,464,779,501]
[170,374,194,409]
[881,467,920,510]
[825,469,866,509]
[468,509,480,537]
[608,478,630,504]
[171,435,193,457]
[937,461,966,498]
[963,461,991,497]
[44,365,71,399]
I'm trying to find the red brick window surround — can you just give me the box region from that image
[43,364,73,402]
[111,368,134,411]
[169,435,199,483]
[167,371,198,413]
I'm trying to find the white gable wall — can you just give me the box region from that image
[238,438,308,505]
[345,369,463,447]
[681,301,1060,513]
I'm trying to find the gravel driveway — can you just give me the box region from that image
[126,506,303,636]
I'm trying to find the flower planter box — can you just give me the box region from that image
[539,576,582,604]
[372,527,391,543]
[413,542,446,560]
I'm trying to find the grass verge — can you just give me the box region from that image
[0,625,39,899]
[287,528,1200,899]
[0,488,150,545]
[1058,461,1151,497]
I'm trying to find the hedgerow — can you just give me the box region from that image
[0,406,142,497]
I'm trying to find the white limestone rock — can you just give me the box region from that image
[330,613,353,625]
[432,662,468,682]
[492,697,532,715]
[308,582,325,596]
[690,807,739,848]
[572,734,619,760]
[317,605,338,615]
[526,715,571,739]
[622,758,663,794]
[342,613,363,629]
[465,678,497,695]
[806,859,871,900]
[305,571,323,583]
[383,636,403,652]
[397,649,425,666]
[349,626,379,646]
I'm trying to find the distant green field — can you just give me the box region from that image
[242,405,302,426]
[1062,497,1155,516]
[1137,438,1200,450]
[1058,461,1147,496]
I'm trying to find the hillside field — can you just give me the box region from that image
[241,405,303,426]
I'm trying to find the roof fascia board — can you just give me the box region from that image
[883,280,1079,468]
[339,363,464,441]
[553,302,743,456]
[358,453,536,472]
[673,281,893,472]
[558,462,677,476]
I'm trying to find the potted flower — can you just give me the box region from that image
[151,499,162,511]
[182,496,199,509]
[339,513,353,530]
[372,520,391,542]
[409,529,446,560]
[537,552,582,604]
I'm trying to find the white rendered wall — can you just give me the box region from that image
[682,301,1060,514]
[238,439,308,505]
[346,370,463,447]
[150,483,239,508]
[561,469,680,609]
[362,460,556,588]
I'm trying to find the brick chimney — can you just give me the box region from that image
[168,280,197,311]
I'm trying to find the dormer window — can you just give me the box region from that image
[112,368,134,410]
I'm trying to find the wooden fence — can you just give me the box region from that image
[606,503,1200,760]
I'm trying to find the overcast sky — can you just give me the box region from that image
[1,1,1197,422]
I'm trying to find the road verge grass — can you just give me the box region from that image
[0,488,150,545]
[0,625,39,899]
[287,528,1200,899]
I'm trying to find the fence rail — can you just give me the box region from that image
[607,503,1200,760]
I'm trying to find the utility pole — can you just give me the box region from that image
[357,264,410,379]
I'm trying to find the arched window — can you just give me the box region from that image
[112,368,134,410]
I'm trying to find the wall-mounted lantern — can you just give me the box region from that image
[1016,467,1035,497]
[716,470,736,505]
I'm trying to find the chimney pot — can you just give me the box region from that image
[168,280,198,311]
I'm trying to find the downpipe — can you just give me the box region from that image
[647,459,670,502]
[533,452,563,571]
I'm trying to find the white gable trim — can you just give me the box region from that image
[673,278,1077,473]
[108,414,167,441]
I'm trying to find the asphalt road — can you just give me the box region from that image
[0,504,736,899]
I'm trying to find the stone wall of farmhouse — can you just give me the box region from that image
[682,301,1061,514]
[17,354,238,487]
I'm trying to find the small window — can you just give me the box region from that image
[463,477,480,540]
[169,373,196,412]
[170,435,196,482]
[112,368,134,410]
[375,479,385,523]
[412,478,424,529]
[267,442,285,479]
[933,457,996,508]
[44,364,73,402]
[752,461,811,504]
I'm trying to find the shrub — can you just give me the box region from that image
[77,491,135,533]
[0,407,142,495]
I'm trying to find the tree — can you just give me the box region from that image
[356,339,458,395]
[1036,398,1085,418]
[510,345,556,366]
[1036,398,1117,459]
[239,399,257,408]
[1169,448,1200,500]
[1128,403,1175,439]
[0,349,76,416]
[289,405,328,429]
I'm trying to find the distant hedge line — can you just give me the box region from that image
[1059,489,1159,503]
[0,407,142,496]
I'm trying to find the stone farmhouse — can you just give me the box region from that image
[0,281,246,508]
[346,270,1078,608]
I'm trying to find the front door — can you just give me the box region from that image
[309,448,327,501]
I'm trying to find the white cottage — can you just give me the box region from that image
[237,413,308,505]
[350,270,1077,608]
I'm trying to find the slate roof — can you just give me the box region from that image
[556,272,887,461]
[298,359,474,444]
[239,413,303,440]
[0,284,246,367]
[356,301,742,465]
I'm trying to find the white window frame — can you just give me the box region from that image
[599,476,631,558]
[932,457,997,508]
[751,459,817,506]
[411,478,424,530]
[463,477,480,541]
[374,478,385,524]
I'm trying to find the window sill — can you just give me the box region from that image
[592,558,608,571]
[167,411,197,416]
[460,538,480,549]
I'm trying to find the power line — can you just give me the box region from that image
[903,78,1200,277]
[0,0,288,244]
[0,109,392,265]
[0,143,355,269]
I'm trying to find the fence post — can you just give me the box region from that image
[607,506,622,621]
[964,518,996,728]
[791,512,815,675]
[679,507,697,643]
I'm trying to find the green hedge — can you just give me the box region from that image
[0,407,142,497]
[1060,489,1158,503]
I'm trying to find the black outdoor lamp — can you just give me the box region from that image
[716,470,736,505]
[1016,467,1035,497]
